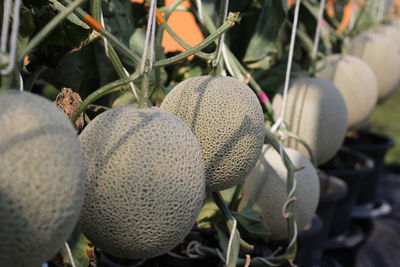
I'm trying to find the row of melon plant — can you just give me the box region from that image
[1,0,400,266]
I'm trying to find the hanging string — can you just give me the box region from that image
[378,0,385,20]
[140,0,158,74]
[64,242,77,267]
[99,8,109,57]
[270,0,301,133]
[311,0,326,60]
[99,7,139,100]
[195,0,204,24]
[0,0,22,75]
[1,0,12,52]
[214,0,230,67]
[225,217,237,266]
[348,0,356,30]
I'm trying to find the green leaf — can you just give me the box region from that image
[49,0,90,29]
[215,223,240,267]
[60,230,91,267]
[243,0,287,70]
[129,28,146,56]
[233,199,270,239]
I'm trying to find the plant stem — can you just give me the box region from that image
[211,0,229,69]
[91,0,101,21]
[18,0,86,61]
[62,0,142,67]
[91,0,136,98]
[264,127,297,262]
[71,71,140,123]
[212,191,254,252]
[154,12,240,67]
[139,70,150,108]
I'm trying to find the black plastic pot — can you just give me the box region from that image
[98,254,153,267]
[345,130,395,218]
[324,220,370,267]
[319,147,374,238]
[302,174,348,267]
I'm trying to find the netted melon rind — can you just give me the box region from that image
[240,145,320,240]
[0,91,85,267]
[272,77,348,165]
[79,106,205,259]
[160,76,265,191]
[348,31,400,100]
[316,54,378,130]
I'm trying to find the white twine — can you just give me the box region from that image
[140,0,157,74]
[0,0,12,52]
[225,217,237,266]
[123,68,140,100]
[222,43,235,77]
[99,8,139,100]
[195,0,204,23]
[270,0,301,133]
[99,8,109,57]
[287,220,298,250]
[311,0,326,60]
[214,0,230,67]
[1,0,22,75]
[378,0,385,20]
[349,0,357,30]
[65,242,77,267]
[19,72,23,91]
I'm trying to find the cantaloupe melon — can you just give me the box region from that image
[79,106,206,259]
[160,76,265,191]
[240,145,320,240]
[316,54,378,130]
[348,31,400,100]
[272,77,348,165]
[0,91,85,267]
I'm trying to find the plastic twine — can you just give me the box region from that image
[349,0,356,30]
[65,242,77,267]
[225,217,237,266]
[214,0,230,67]
[0,0,22,75]
[378,0,385,20]
[0,0,12,52]
[140,0,158,74]
[195,0,204,24]
[270,0,301,133]
[311,0,326,60]
[98,8,138,100]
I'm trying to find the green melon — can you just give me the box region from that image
[240,145,320,240]
[0,91,85,267]
[316,54,378,130]
[348,30,400,100]
[272,77,348,165]
[160,76,265,191]
[79,106,205,259]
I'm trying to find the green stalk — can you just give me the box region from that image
[71,71,140,123]
[91,0,101,21]
[211,0,228,69]
[91,0,135,97]
[18,0,86,61]
[139,70,150,108]
[154,12,240,67]
[264,127,297,262]
[212,191,254,252]
[62,0,142,67]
